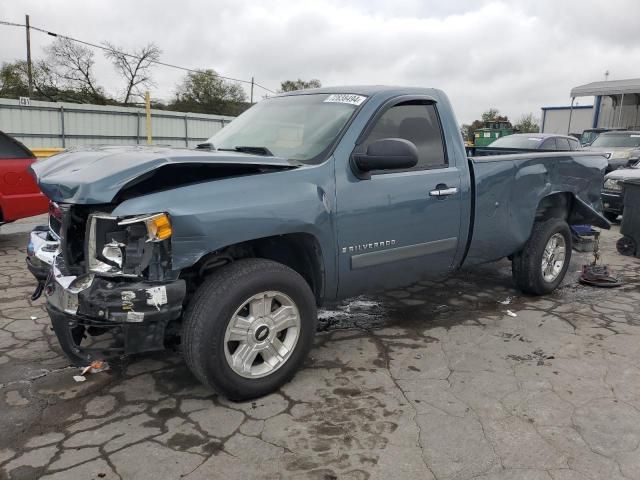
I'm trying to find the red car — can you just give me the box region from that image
[0,131,48,225]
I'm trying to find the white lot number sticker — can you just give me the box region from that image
[324,94,367,106]
[146,286,168,310]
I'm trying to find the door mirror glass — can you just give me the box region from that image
[352,138,418,175]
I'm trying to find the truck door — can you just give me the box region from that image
[335,99,463,298]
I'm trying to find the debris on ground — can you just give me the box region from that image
[579,264,623,288]
[73,360,110,381]
[576,228,623,288]
[506,310,517,317]
[498,296,513,305]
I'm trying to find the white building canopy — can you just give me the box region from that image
[571,78,640,97]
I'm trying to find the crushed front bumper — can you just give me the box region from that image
[26,226,186,364]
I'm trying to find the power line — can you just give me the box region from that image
[0,19,277,94]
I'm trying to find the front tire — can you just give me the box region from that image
[512,218,572,295]
[182,259,317,400]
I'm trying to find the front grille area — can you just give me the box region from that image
[53,204,113,276]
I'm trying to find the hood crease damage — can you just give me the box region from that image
[31,145,300,204]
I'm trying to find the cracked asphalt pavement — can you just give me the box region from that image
[1,218,640,480]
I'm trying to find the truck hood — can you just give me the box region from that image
[30,145,300,204]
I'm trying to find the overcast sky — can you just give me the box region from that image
[1,0,639,123]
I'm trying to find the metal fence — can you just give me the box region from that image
[0,98,235,149]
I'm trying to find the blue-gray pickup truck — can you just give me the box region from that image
[27,86,610,399]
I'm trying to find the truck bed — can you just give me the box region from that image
[463,151,609,265]
[467,146,553,157]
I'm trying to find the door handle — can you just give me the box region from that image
[429,187,458,197]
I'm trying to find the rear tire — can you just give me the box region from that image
[182,259,317,401]
[616,236,636,256]
[512,218,572,295]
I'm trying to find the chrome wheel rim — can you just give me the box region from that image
[541,233,566,283]
[223,291,301,379]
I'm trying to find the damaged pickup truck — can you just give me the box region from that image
[27,86,610,400]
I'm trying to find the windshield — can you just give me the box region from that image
[206,93,365,163]
[489,135,544,149]
[591,133,640,148]
[581,131,599,145]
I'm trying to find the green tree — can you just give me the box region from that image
[279,78,321,92]
[481,108,499,122]
[461,120,485,142]
[481,108,509,123]
[514,113,540,133]
[0,61,29,98]
[170,69,248,115]
[0,60,67,102]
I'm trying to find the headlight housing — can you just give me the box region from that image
[603,178,622,192]
[88,213,172,276]
[118,213,173,242]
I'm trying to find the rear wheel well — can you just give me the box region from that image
[182,234,325,306]
[535,193,571,222]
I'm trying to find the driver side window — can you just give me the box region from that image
[362,101,447,171]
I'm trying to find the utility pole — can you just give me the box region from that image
[145,91,152,144]
[250,77,254,104]
[25,14,33,97]
[604,70,610,81]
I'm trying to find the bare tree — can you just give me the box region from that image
[45,37,106,103]
[30,60,63,101]
[103,42,161,104]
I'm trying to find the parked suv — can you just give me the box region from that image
[586,131,640,172]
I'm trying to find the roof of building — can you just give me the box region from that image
[541,105,593,111]
[571,78,640,97]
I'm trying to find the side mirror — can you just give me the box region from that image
[351,138,418,179]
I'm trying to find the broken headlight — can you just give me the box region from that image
[603,179,622,192]
[88,213,172,276]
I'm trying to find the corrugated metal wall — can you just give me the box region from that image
[540,106,593,135]
[0,98,235,149]
[596,95,640,129]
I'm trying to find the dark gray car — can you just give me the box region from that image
[490,133,581,150]
[470,133,581,156]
